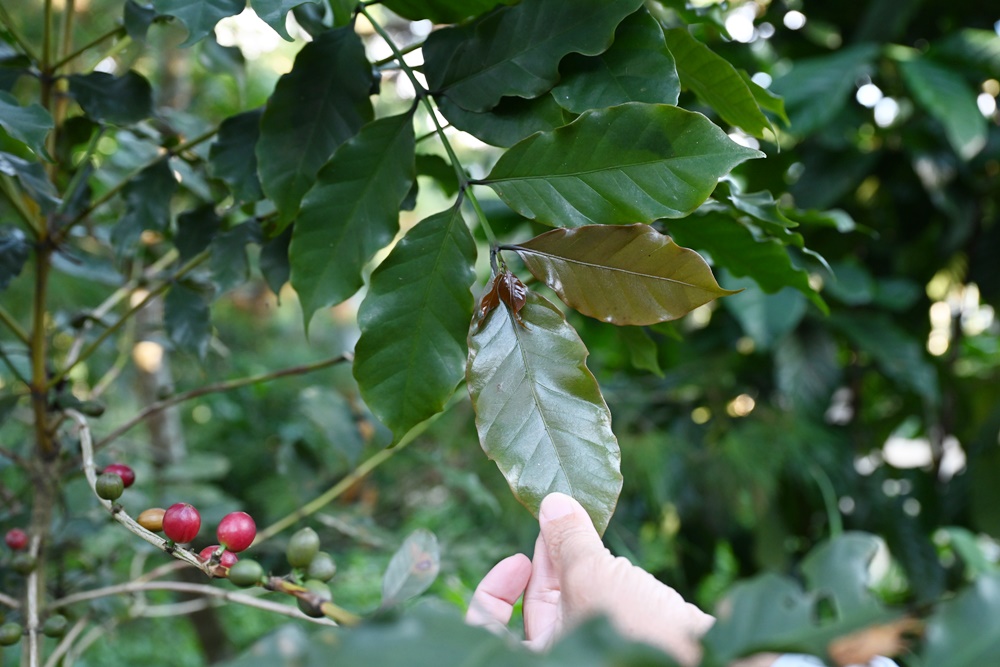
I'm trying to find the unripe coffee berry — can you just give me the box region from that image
[228,559,264,588]
[4,528,27,550]
[297,579,331,618]
[162,503,201,543]
[199,545,239,569]
[11,552,35,575]
[95,472,124,501]
[286,527,320,568]
[0,622,21,646]
[103,463,135,488]
[137,508,166,532]
[306,552,337,582]
[217,511,256,553]
[42,615,68,638]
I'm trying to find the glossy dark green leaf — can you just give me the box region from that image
[713,180,797,232]
[922,573,1000,666]
[824,260,876,306]
[198,35,245,82]
[256,27,373,229]
[111,161,177,255]
[289,111,415,329]
[0,91,53,158]
[327,0,356,27]
[424,0,644,112]
[833,312,939,405]
[210,220,262,294]
[668,213,827,314]
[436,94,569,148]
[552,9,679,114]
[0,225,29,290]
[0,45,30,92]
[250,0,321,40]
[164,281,213,358]
[721,276,807,351]
[467,290,622,534]
[0,152,60,213]
[801,532,884,616]
[618,327,663,377]
[933,29,1000,75]
[511,224,736,325]
[775,327,841,413]
[123,1,158,41]
[299,386,365,469]
[898,56,987,160]
[209,109,264,203]
[770,44,878,136]
[68,71,154,125]
[381,0,516,23]
[663,28,771,138]
[739,70,789,126]
[152,0,244,45]
[483,103,763,228]
[259,227,291,297]
[353,207,476,440]
[175,205,222,262]
[380,529,440,609]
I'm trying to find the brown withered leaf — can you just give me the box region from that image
[827,617,923,666]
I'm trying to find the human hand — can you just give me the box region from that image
[466,493,717,666]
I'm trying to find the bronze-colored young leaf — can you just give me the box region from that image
[509,224,738,326]
[467,291,622,534]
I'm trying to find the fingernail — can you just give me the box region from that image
[540,493,575,521]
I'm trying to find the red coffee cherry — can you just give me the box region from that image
[103,463,136,488]
[199,545,239,569]
[162,503,201,543]
[216,511,256,553]
[4,528,27,551]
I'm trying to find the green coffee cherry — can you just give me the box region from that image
[306,552,337,582]
[297,579,331,618]
[227,559,264,588]
[42,615,68,638]
[11,552,35,575]
[286,527,320,569]
[96,472,124,501]
[0,622,21,646]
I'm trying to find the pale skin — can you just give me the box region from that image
[466,492,778,667]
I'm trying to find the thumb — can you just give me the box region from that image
[538,493,607,571]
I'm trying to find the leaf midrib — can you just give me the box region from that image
[516,246,710,290]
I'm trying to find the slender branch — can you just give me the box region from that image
[41,0,53,73]
[93,353,353,450]
[0,591,19,609]
[58,0,76,67]
[359,5,498,247]
[50,25,125,71]
[372,40,422,67]
[263,577,359,625]
[65,409,215,575]
[60,127,219,238]
[253,390,462,545]
[55,126,104,218]
[0,303,30,345]
[49,581,338,625]
[49,249,209,389]
[26,532,42,667]
[31,243,55,458]
[0,0,40,61]
[0,174,44,237]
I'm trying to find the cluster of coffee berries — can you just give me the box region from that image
[1,530,68,648]
[135,501,256,576]
[227,526,337,618]
[95,462,136,503]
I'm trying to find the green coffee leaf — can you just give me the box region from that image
[289,111,415,330]
[259,227,291,297]
[801,532,884,617]
[0,152,60,213]
[553,9,679,113]
[467,290,622,534]
[898,56,987,160]
[415,154,459,197]
[354,207,476,440]
[210,220,262,294]
[0,225,29,290]
[380,529,440,609]
[770,44,878,136]
[111,160,177,256]
[739,70,789,126]
[483,103,763,228]
[152,0,244,46]
[250,0,321,40]
[382,0,516,23]
[663,28,771,138]
[922,573,1000,666]
[0,91,53,158]
[68,71,154,125]
[510,224,736,326]
[209,109,264,203]
[123,1,158,41]
[175,205,222,261]
[424,0,643,112]
[721,276,807,352]
[165,281,213,358]
[436,94,569,148]
[256,27,373,230]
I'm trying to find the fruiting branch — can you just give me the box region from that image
[93,352,353,451]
